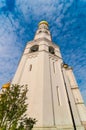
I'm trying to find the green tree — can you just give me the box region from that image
[0,84,36,130]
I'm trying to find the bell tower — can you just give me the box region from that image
[34,21,52,41]
[12,21,86,130]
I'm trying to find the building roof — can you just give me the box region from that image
[2,82,10,89]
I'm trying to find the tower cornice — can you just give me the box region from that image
[26,38,60,49]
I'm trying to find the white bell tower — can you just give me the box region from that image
[12,21,86,130]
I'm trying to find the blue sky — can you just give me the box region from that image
[0,0,86,104]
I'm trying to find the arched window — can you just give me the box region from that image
[30,45,39,53]
[39,30,42,33]
[44,30,49,34]
[49,46,55,54]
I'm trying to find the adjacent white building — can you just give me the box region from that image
[12,21,86,130]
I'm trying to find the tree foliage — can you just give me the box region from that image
[0,84,36,130]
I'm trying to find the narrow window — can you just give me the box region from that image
[29,64,32,71]
[56,86,60,106]
[53,62,55,73]
[76,98,79,103]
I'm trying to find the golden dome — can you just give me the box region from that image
[39,21,49,26]
[2,82,10,89]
